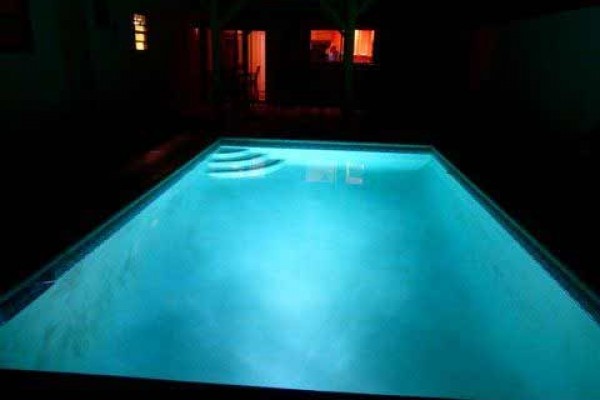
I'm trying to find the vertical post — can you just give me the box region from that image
[342,0,357,122]
[242,30,250,102]
[209,0,222,106]
[321,0,377,128]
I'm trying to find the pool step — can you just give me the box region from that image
[208,147,283,178]
[210,147,254,161]
[208,153,268,169]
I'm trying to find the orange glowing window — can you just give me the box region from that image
[353,30,375,64]
[310,29,376,64]
[310,30,343,63]
[133,13,147,51]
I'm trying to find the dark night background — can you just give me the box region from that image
[0,0,598,393]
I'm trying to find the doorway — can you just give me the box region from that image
[220,29,266,103]
[247,31,266,102]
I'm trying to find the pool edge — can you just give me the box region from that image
[2,137,597,328]
[0,139,224,324]
[430,147,600,325]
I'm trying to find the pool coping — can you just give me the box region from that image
[1,137,598,324]
[0,139,225,322]
[0,368,459,399]
[431,148,600,325]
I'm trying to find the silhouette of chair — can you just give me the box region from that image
[248,65,260,102]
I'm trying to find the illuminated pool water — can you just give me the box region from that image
[1,139,599,399]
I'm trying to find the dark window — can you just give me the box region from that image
[0,0,32,52]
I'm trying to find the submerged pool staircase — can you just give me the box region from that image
[207,147,284,178]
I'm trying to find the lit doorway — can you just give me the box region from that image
[220,30,266,103]
[247,31,266,101]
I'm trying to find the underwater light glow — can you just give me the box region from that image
[0,139,598,399]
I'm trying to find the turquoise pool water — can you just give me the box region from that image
[0,139,598,399]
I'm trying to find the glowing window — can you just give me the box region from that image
[310,30,343,63]
[310,30,376,64]
[133,14,147,51]
[353,30,375,64]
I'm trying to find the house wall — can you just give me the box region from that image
[447,6,599,291]
[1,0,185,160]
[470,7,599,137]
[1,0,68,131]
[84,0,183,134]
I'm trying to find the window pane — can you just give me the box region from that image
[133,13,147,51]
[354,30,375,64]
[133,13,146,26]
[310,30,343,63]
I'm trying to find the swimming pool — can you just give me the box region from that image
[1,139,598,398]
